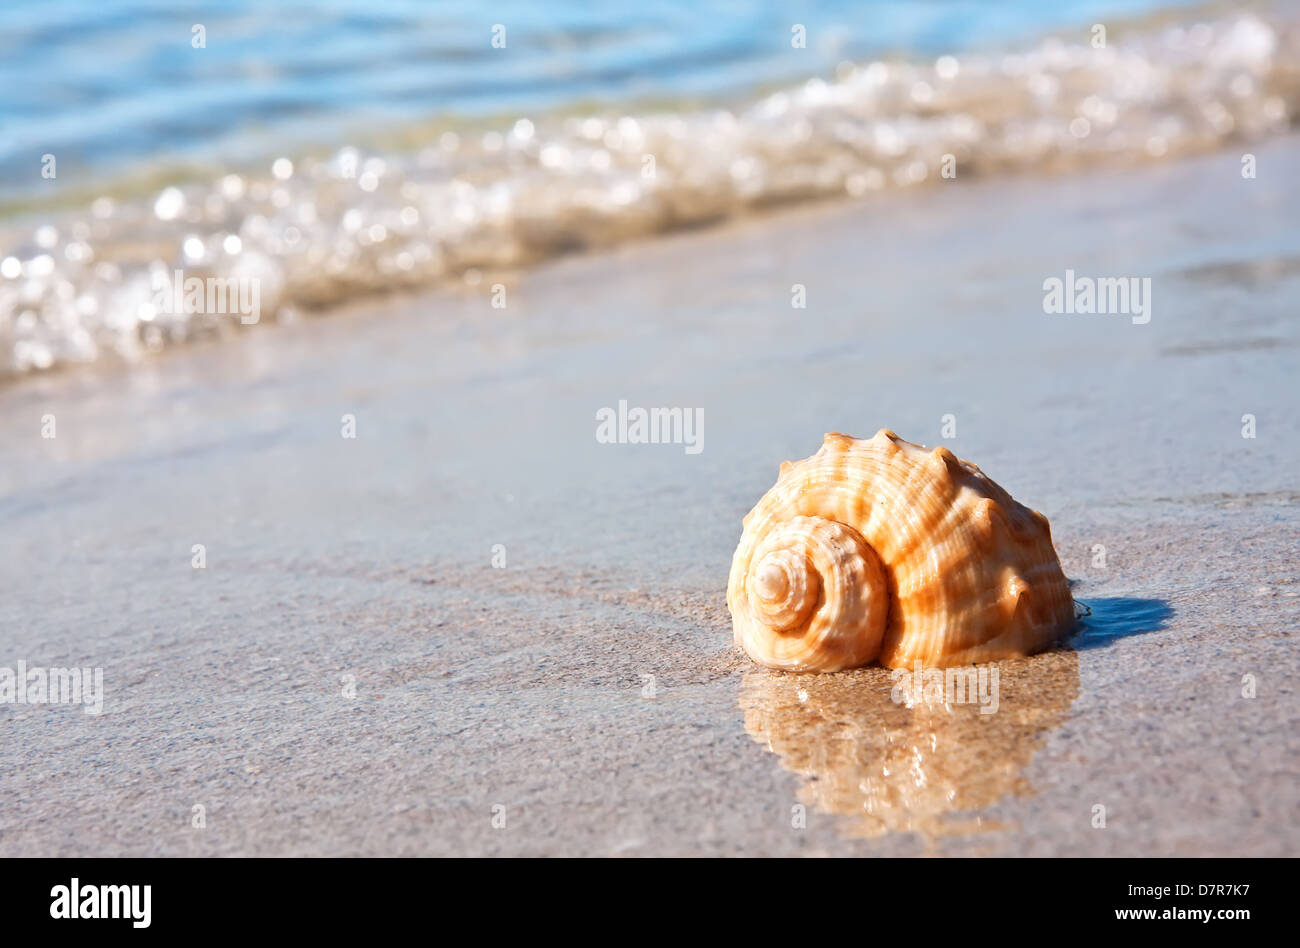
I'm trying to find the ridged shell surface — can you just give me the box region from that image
[727,429,1074,671]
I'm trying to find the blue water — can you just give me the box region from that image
[0,0,1199,183]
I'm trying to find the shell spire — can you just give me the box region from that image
[727,430,1075,671]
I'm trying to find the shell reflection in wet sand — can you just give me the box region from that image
[739,649,1079,840]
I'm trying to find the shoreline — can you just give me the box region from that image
[6,1,1297,379]
[0,0,1254,212]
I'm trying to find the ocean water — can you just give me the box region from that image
[1,0,1296,376]
[1,0,1210,181]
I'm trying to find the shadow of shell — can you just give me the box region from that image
[739,648,1079,840]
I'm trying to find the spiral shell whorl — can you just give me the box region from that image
[749,548,819,631]
[731,515,888,672]
[728,429,1075,671]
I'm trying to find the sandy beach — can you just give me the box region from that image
[1,132,1297,857]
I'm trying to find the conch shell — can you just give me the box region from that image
[727,430,1074,671]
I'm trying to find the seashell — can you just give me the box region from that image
[727,429,1074,671]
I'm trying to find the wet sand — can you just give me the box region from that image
[1,135,1297,856]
